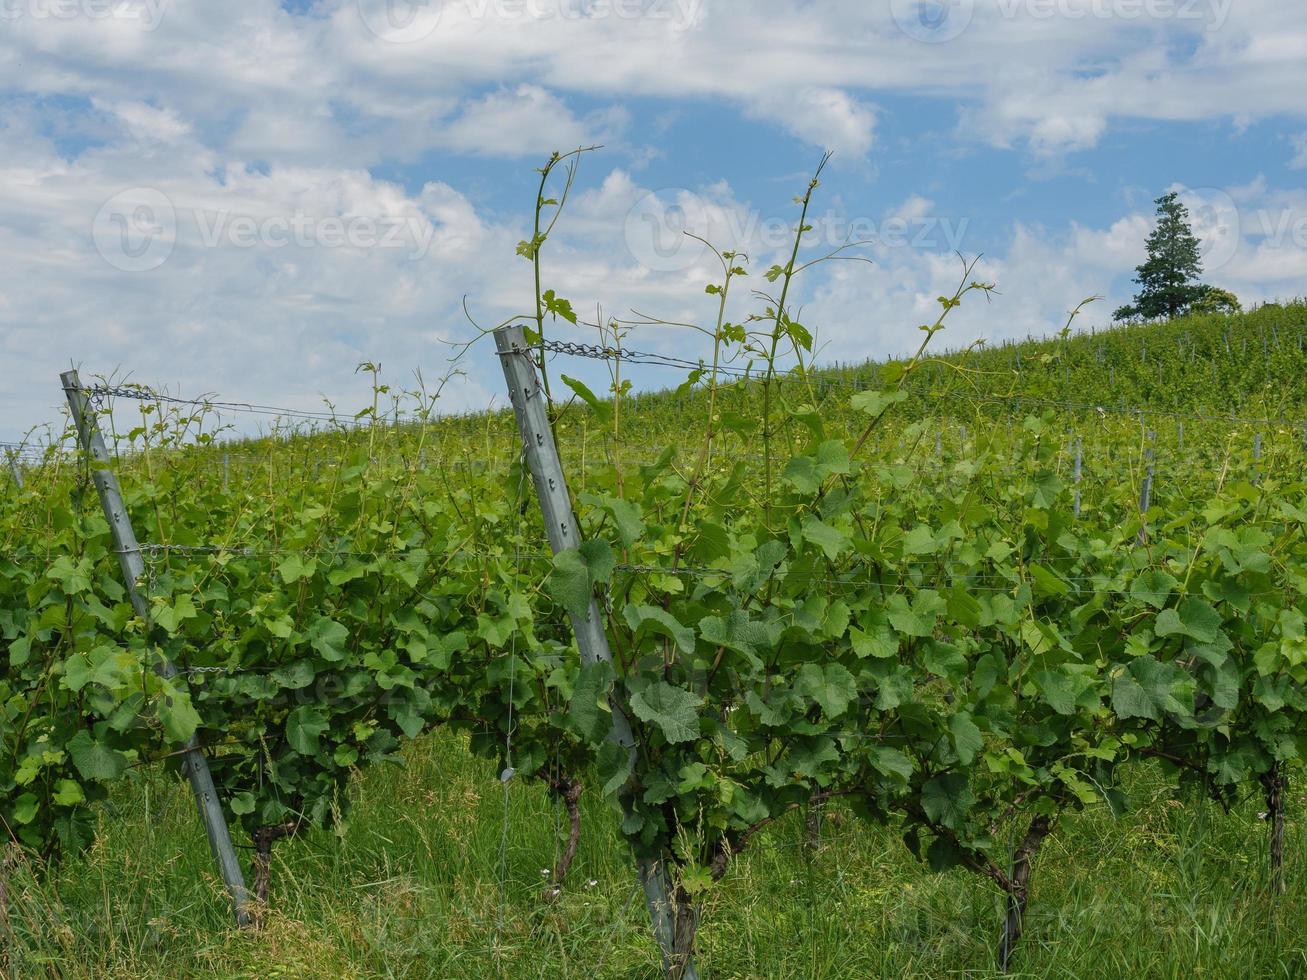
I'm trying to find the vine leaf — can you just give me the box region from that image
[287,705,329,755]
[66,730,128,781]
[550,541,615,619]
[630,680,702,744]
[1111,655,1194,721]
[795,662,856,719]
[921,772,975,832]
[308,617,350,662]
[1155,597,1222,644]
[570,660,616,742]
[624,605,694,655]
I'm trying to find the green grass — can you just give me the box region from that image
[7,732,1306,978]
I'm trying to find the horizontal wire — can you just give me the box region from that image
[77,384,381,428]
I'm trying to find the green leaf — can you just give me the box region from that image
[153,594,198,634]
[308,617,350,662]
[550,540,615,619]
[1034,668,1082,715]
[921,772,975,832]
[13,794,38,825]
[597,739,632,796]
[868,747,915,782]
[1131,570,1179,610]
[66,730,129,781]
[570,661,615,742]
[1155,597,1222,644]
[851,621,899,659]
[795,663,856,719]
[948,713,983,765]
[699,611,768,666]
[53,779,85,806]
[630,681,703,744]
[888,591,944,638]
[902,525,937,556]
[782,455,819,494]
[561,375,612,423]
[287,705,329,755]
[850,389,908,416]
[8,636,31,668]
[272,661,317,690]
[801,516,850,561]
[157,679,202,743]
[1112,656,1194,722]
[278,554,316,584]
[923,641,966,681]
[624,605,694,655]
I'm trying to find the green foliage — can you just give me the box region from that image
[1115,192,1216,321]
[3,168,1306,979]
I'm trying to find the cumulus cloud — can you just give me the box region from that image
[1291,133,1307,170]
[2,0,1306,440]
[746,88,878,160]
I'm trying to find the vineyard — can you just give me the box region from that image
[2,174,1307,977]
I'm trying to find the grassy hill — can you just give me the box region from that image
[3,302,1307,979]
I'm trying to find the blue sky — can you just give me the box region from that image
[0,0,1304,442]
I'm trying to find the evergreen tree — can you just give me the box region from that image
[1114,192,1211,321]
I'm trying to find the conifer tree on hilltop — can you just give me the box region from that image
[1114,191,1239,321]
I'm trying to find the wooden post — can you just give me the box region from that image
[493,327,698,980]
[61,371,253,928]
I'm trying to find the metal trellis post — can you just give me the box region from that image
[1073,437,1083,519]
[493,327,698,980]
[5,451,22,490]
[1137,432,1155,545]
[61,371,253,928]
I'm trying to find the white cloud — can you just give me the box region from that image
[746,88,878,160]
[439,85,628,157]
[2,1,1305,168]
[1291,133,1307,170]
[2,0,1307,439]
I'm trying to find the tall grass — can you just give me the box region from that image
[6,731,1306,978]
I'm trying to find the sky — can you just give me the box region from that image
[1,0,1305,443]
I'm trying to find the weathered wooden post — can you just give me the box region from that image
[493,326,698,980]
[61,371,252,928]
